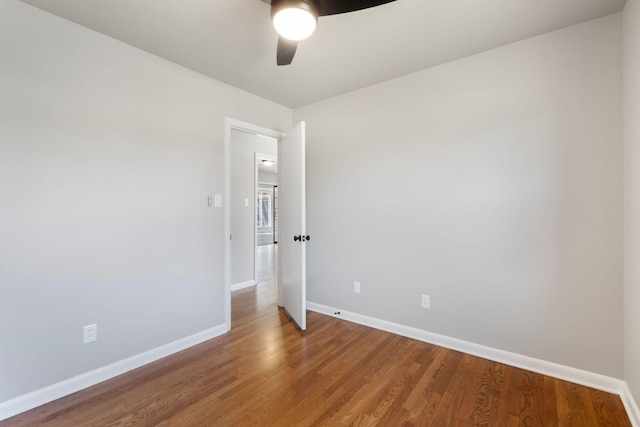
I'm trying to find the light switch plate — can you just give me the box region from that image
[421,294,430,309]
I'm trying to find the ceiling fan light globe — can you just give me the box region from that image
[273,7,317,41]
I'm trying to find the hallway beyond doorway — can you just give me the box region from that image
[256,244,276,284]
[257,232,274,246]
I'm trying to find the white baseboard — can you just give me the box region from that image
[231,280,256,292]
[307,302,629,401]
[0,323,228,422]
[622,382,640,427]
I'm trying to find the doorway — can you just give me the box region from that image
[256,153,278,284]
[224,119,284,329]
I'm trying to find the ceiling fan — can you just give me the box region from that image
[261,0,397,66]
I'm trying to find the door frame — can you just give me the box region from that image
[224,118,284,329]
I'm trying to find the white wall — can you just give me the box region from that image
[0,1,291,402]
[624,0,640,410]
[259,171,278,186]
[230,130,277,285]
[295,14,623,377]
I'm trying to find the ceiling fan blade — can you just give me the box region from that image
[277,37,298,66]
[317,0,396,16]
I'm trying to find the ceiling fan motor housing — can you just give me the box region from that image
[271,0,320,20]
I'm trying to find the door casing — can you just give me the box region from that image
[224,118,284,329]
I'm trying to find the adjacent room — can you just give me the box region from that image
[1,0,639,424]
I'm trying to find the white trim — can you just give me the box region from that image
[224,118,284,329]
[0,324,228,422]
[307,302,626,396]
[622,382,640,427]
[231,280,257,292]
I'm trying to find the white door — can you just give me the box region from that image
[278,122,307,331]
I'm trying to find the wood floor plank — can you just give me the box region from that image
[507,368,539,424]
[401,346,448,417]
[589,386,633,427]
[1,280,631,426]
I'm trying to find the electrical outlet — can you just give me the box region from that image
[83,324,97,344]
[354,281,361,294]
[421,294,430,309]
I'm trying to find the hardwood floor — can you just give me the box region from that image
[3,281,631,426]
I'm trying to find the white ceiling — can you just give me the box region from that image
[20,0,626,108]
